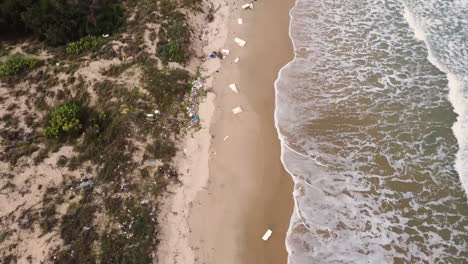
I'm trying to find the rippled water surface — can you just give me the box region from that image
[275,0,468,262]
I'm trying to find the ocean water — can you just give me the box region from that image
[274,0,468,263]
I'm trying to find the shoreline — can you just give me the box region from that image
[157,0,295,263]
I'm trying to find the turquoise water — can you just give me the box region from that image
[275,0,468,262]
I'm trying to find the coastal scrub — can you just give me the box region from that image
[44,103,83,138]
[0,54,39,78]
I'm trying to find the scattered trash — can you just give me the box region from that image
[262,229,273,241]
[77,180,94,189]
[209,53,217,59]
[193,116,200,121]
[234,37,247,47]
[223,136,230,141]
[242,3,254,9]
[141,199,149,204]
[234,57,240,63]
[229,83,239,93]
[154,110,160,114]
[238,18,243,25]
[232,106,243,114]
[102,34,109,38]
[56,62,60,66]
[146,114,154,117]
[83,226,90,231]
[221,49,230,55]
[192,79,204,89]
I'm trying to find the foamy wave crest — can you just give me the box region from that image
[402,2,468,197]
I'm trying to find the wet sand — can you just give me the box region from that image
[188,0,295,263]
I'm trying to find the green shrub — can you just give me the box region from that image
[157,12,191,64]
[66,36,105,55]
[0,54,39,78]
[44,103,83,138]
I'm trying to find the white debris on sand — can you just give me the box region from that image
[242,3,253,10]
[223,136,230,141]
[234,57,240,63]
[221,49,230,55]
[262,229,272,241]
[232,106,243,114]
[238,18,243,25]
[234,37,247,47]
[229,83,239,93]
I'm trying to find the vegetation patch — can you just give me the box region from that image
[44,103,83,139]
[54,190,97,264]
[0,54,40,78]
[157,12,191,64]
[142,63,191,112]
[66,36,106,55]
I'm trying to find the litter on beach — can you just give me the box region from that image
[234,57,240,63]
[229,83,239,93]
[242,3,253,9]
[102,34,109,38]
[262,229,273,241]
[238,18,243,25]
[146,114,154,117]
[221,49,230,55]
[234,37,247,47]
[154,110,160,114]
[232,106,243,114]
[223,136,230,141]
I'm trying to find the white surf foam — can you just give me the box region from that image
[402,4,468,198]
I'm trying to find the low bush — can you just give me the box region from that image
[66,36,105,55]
[0,54,39,78]
[44,103,83,138]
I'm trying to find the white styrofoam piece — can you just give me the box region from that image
[242,3,253,9]
[229,83,239,93]
[232,107,243,114]
[262,229,272,241]
[223,136,230,141]
[221,49,230,55]
[234,37,247,47]
[234,57,240,63]
[238,18,243,25]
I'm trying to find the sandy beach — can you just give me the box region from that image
[157,0,295,263]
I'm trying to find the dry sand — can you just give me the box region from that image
[157,0,295,263]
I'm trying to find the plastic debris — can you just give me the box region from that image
[154,110,160,114]
[193,116,200,121]
[238,18,243,25]
[221,49,230,55]
[141,199,149,204]
[209,53,217,59]
[232,106,243,114]
[229,83,239,93]
[192,79,204,89]
[242,3,253,9]
[223,136,230,141]
[234,37,247,47]
[234,57,240,63]
[77,180,94,189]
[102,34,109,38]
[262,229,272,241]
[146,114,154,117]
